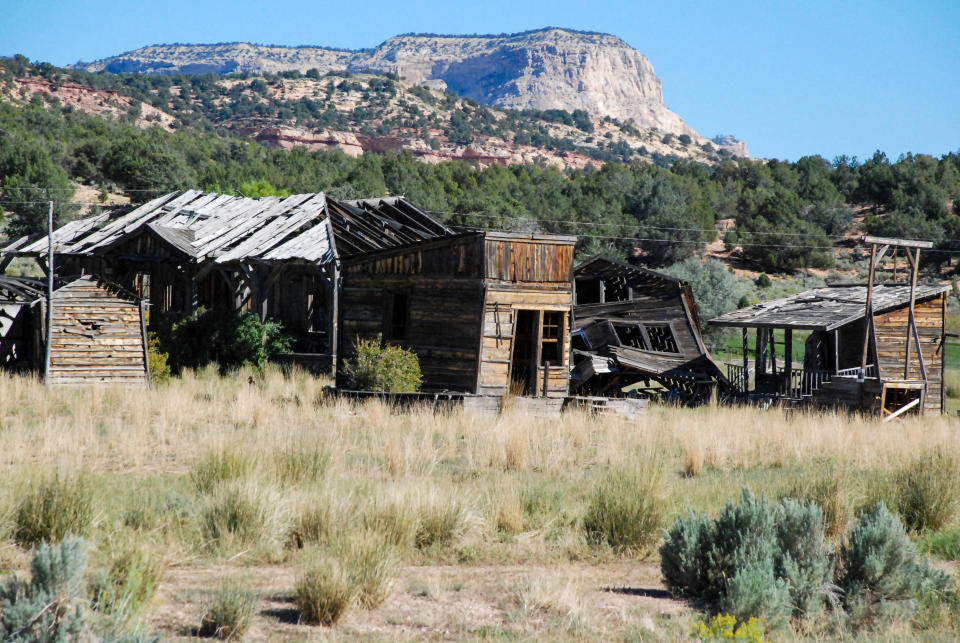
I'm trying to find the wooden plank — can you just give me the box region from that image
[862,235,933,249]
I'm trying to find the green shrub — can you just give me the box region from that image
[0,536,91,640]
[838,502,951,617]
[295,554,356,626]
[661,489,832,626]
[198,583,258,640]
[158,307,292,374]
[583,464,665,555]
[344,334,422,392]
[891,449,960,533]
[13,474,95,547]
[191,449,257,494]
[147,336,171,384]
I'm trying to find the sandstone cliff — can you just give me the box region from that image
[73,28,746,156]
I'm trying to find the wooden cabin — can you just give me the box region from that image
[0,276,149,385]
[336,231,577,396]
[571,257,730,401]
[1,191,454,369]
[709,283,949,414]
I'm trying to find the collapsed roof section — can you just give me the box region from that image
[571,256,731,403]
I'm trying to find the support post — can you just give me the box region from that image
[44,200,54,385]
[861,243,877,373]
[742,327,749,391]
[784,328,793,396]
[755,327,766,376]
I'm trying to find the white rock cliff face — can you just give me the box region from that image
[75,28,745,154]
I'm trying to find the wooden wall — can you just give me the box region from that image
[873,293,945,412]
[479,237,574,397]
[337,235,486,392]
[46,278,149,386]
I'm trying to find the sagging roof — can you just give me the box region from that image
[1,191,455,265]
[709,283,950,331]
[0,276,46,303]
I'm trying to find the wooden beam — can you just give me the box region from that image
[882,397,920,423]
[742,327,749,390]
[904,247,919,378]
[861,243,877,373]
[784,328,793,392]
[862,235,933,249]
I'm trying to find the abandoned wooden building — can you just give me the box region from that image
[336,231,577,397]
[570,257,730,402]
[710,282,949,415]
[0,275,150,385]
[0,190,454,368]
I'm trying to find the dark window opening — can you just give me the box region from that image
[613,323,646,349]
[603,277,630,302]
[646,324,679,353]
[385,292,409,341]
[540,311,564,365]
[575,277,602,304]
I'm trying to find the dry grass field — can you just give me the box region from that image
[0,366,959,640]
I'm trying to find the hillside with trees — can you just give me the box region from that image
[1,56,959,289]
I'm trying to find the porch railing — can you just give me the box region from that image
[724,363,878,399]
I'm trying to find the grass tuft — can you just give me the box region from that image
[191,449,257,494]
[296,553,356,626]
[13,473,95,547]
[583,462,664,555]
[198,583,258,639]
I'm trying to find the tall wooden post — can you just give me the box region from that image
[742,327,749,391]
[784,328,793,395]
[860,243,877,374]
[44,200,54,385]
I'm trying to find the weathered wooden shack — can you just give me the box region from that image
[571,256,730,401]
[336,231,577,396]
[1,191,454,367]
[710,283,949,414]
[0,275,149,385]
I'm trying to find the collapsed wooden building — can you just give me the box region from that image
[570,257,731,402]
[0,275,150,385]
[710,237,948,416]
[336,231,577,398]
[0,190,454,369]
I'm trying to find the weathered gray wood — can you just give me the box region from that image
[862,235,933,249]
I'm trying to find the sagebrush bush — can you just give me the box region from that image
[344,334,422,392]
[839,501,951,621]
[296,554,356,626]
[198,583,258,640]
[13,474,95,546]
[583,464,665,555]
[0,536,90,640]
[891,449,960,533]
[661,489,832,626]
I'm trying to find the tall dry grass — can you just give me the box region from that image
[0,365,959,570]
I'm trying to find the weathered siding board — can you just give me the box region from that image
[873,294,944,412]
[46,278,149,386]
[484,238,575,283]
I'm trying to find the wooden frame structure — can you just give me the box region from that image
[336,231,577,396]
[709,236,948,415]
[1,191,455,371]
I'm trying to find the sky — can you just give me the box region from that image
[1,0,958,162]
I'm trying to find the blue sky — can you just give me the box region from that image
[2,0,958,162]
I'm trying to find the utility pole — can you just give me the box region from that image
[44,200,53,384]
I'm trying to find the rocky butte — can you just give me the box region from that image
[74,28,748,157]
